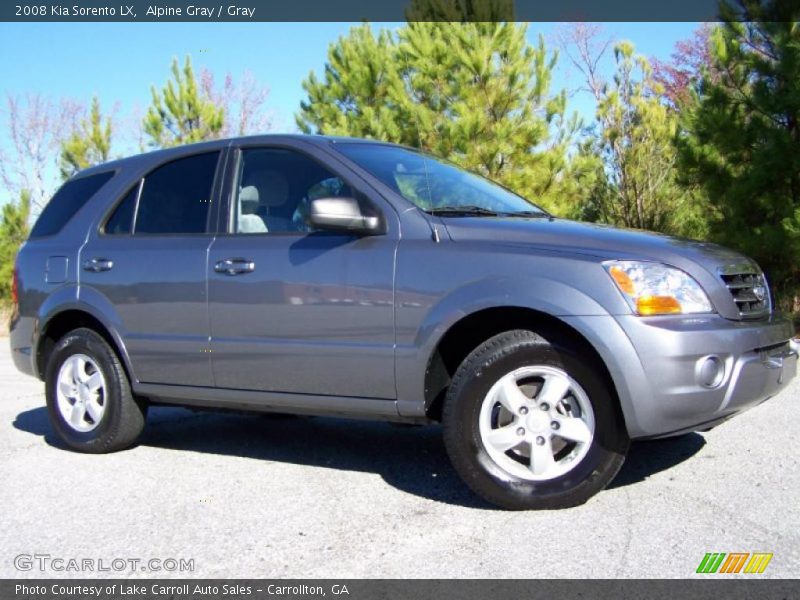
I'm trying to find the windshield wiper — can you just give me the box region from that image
[506,210,552,219]
[427,205,553,219]
[426,205,501,217]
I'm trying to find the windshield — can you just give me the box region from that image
[335,143,547,216]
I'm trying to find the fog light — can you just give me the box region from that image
[697,356,724,388]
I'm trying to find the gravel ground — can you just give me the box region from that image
[0,343,798,579]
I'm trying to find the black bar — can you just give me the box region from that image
[4,580,800,600]
[0,0,733,23]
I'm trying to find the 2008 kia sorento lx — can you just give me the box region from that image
[9,135,798,509]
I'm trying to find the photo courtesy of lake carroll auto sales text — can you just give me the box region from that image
[16,584,351,596]
[0,0,798,598]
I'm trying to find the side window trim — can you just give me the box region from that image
[208,146,231,235]
[227,148,244,235]
[130,178,144,234]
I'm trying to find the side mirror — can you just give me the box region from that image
[307,197,383,235]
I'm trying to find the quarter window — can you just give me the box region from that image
[134,152,219,234]
[30,171,114,238]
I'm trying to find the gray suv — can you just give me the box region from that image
[9,135,798,509]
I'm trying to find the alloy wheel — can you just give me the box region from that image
[55,353,107,433]
[478,365,595,481]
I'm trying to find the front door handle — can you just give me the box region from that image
[82,257,114,272]
[215,258,255,275]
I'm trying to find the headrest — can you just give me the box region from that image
[243,170,289,207]
[239,186,260,214]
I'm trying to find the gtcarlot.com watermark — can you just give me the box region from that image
[14,553,194,573]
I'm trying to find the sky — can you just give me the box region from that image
[0,21,700,206]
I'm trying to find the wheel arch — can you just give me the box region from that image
[36,305,134,384]
[422,306,623,427]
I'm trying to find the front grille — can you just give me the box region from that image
[719,265,771,319]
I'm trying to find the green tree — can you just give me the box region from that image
[297,25,404,143]
[559,30,703,237]
[0,190,30,301]
[59,97,112,179]
[678,2,800,310]
[298,22,592,214]
[594,42,698,233]
[144,56,224,148]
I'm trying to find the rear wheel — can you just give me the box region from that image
[442,329,628,510]
[45,328,147,453]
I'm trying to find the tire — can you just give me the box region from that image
[45,327,147,453]
[442,329,629,510]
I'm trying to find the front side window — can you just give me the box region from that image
[335,143,546,216]
[30,171,115,238]
[233,148,353,235]
[134,152,219,234]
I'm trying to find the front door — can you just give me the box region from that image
[207,145,397,398]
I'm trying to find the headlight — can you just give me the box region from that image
[603,260,714,316]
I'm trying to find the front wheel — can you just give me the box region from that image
[45,328,147,453]
[442,329,628,510]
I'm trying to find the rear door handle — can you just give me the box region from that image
[215,258,255,275]
[82,257,114,272]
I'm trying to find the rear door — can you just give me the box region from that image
[207,143,398,398]
[79,150,225,386]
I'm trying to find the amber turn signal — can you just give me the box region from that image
[636,295,682,315]
[608,266,635,295]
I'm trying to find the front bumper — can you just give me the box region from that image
[614,313,796,438]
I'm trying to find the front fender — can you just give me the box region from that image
[414,275,609,349]
[395,275,612,416]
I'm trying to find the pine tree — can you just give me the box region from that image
[0,190,30,301]
[59,97,112,179]
[144,56,224,148]
[678,1,800,310]
[297,25,405,143]
[297,22,590,214]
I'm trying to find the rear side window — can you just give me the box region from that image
[30,171,114,238]
[134,152,219,234]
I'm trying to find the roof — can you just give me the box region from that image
[76,134,397,178]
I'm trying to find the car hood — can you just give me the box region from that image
[444,216,748,265]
